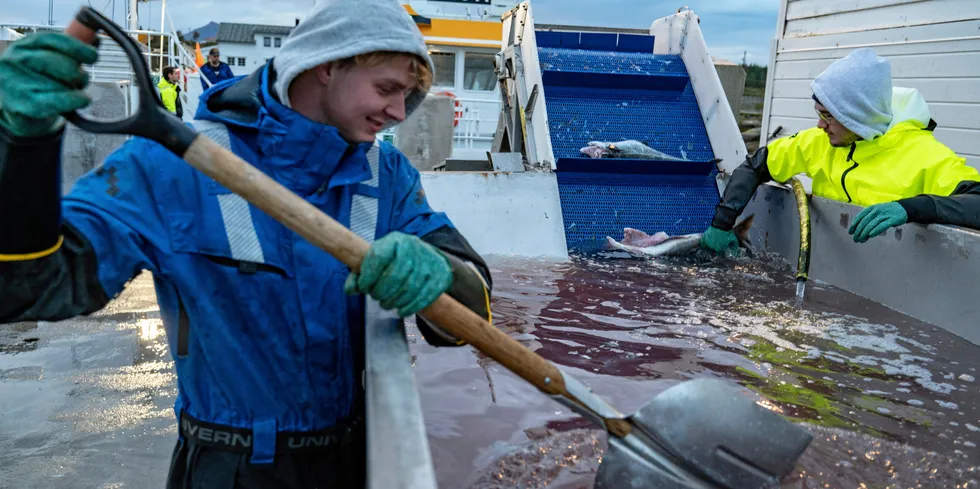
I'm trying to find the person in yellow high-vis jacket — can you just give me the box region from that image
[702,48,980,256]
[156,66,182,118]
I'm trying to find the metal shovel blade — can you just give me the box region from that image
[595,378,813,489]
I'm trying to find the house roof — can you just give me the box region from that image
[217,22,294,43]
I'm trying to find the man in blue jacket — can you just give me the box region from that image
[200,47,235,90]
[0,0,491,487]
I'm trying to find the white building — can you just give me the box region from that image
[215,22,296,75]
[210,2,519,158]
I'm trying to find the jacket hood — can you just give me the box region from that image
[271,0,433,128]
[888,86,931,131]
[811,48,893,141]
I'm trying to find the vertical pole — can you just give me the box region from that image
[129,0,139,31]
[160,0,167,34]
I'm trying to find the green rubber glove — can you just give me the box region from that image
[344,231,453,318]
[0,33,99,137]
[848,202,908,243]
[700,226,740,257]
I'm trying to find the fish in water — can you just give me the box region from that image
[605,215,754,258]
[580,140,722,165]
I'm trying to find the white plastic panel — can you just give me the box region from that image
[650,11,748,183]
[420,171,568,259]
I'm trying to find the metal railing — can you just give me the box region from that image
[2,22,194,118]
[452,99,498,150]
[364,300,438,489]
[6,16,203,97]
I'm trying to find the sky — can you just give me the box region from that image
[2,0,780,65]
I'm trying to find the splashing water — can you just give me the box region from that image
[795,279,807,308]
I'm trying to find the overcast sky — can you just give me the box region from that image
[4,0,779,65]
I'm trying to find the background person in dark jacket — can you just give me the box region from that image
[199,47,235,90]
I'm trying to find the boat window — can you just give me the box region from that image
[430,52,456,87]
[263,36,271,47]
[463,53,495,91]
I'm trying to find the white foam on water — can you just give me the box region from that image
[937,400,959,410]
[827,326,912,354]
[907,399,924,406]
[959,374,975,382]
[851,355,881,367]
[879,356,955,394]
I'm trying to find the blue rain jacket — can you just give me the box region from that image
[58,65,457,461]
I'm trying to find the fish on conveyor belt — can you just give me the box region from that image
[580,140,722,165]
[605,215,754,258]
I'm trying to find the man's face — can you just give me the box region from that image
[815,102,860,147]
[314,56,416,143]
[208,53,220,66]
[168,69,180,83]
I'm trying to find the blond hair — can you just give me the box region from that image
[334,51,433,92]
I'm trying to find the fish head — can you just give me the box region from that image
[733,214,756,249]
[604,236,659,257]
[580,145,607,158]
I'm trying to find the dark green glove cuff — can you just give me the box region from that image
[416,251,491,347]
[0,124,64,259]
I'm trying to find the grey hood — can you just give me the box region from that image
[272,0,434,125]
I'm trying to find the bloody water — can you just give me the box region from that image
[1,253,978,488]
[413,253,980,489]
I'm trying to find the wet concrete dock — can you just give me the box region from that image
[0,273,175,488]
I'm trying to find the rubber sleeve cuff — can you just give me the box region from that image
[897,195,938,224]
[711,148,772,232]
[0,123,64,259]
[711,206,740,232]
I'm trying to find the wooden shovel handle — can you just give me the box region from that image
[184,136,574,397]
[60,15,580,419]
[66,19,99,45]
[62,7,633,440]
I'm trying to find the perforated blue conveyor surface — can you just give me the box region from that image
[536,31,720,251]
[556,172,720,246]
